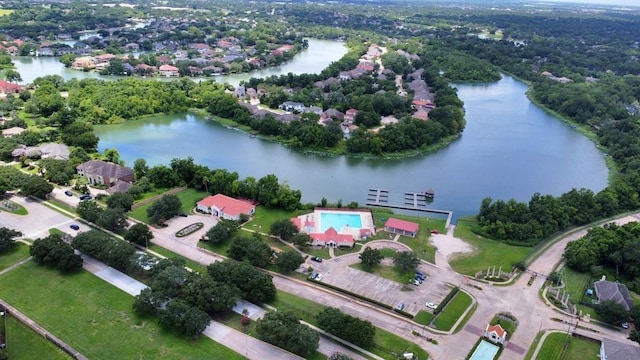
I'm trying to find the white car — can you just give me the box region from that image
[315,274,323,281]
[425,302,438,309]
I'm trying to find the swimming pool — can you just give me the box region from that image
[469,340,500,360]
[320,212,363,232]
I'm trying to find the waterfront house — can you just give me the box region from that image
[384,218,419,238]
[279,101,305,113]
[0,80,22,94]
[158,64,180,77]
[309,227,355,248]
[76,160,134,187]
[196,194,255,221]
[2,126,25,138]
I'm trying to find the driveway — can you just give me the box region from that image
[0,194,88,239]
[152,213,219,248]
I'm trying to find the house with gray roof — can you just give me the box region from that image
[600,338,640,360]
[594,278,633,311]
[76,160,134,188]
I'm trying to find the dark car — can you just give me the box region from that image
[70,224,80,231]
[64,190,73,196]
[79,194,92,201]
[179,213,188,217]
[311,256,323,262]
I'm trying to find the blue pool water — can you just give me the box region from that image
[320,212,362,232]
[469,340,500,360]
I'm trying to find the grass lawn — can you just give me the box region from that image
[450,218,531,276]
[350,263,413,285]
[242,206,299,232]
[5,315,72,360]
[414,310,435,325]
[0,262,241,359]
[536,333,600,360]
[379,248,397,258]
[524,331,545,360]
[0,243,30,272]
[200,238,233,258]
[333,244,361,256]
[432,291,473,331]
[0,9,14,16]
[44,198,77,216]
[305,247,331,260]
[268,290,326,325]
[561,267,591,303]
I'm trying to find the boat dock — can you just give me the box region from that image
[366,188,453,229]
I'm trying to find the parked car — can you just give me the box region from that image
[70,224,80,231]
[64,190,73,196]
[79,194,92,201]
[415,272,427,281]
[622,322,629,329]
[314,273,323,281]
[430,230,439,235]
[179,213,188,217]
[412,280,420,286]
[311,256,323,262]
[395,302,405,311]
[414,276,424,284]
[425,302,438,309]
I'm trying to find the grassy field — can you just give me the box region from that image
[0,262,242,360]
[432,291,473,331]
[0,9,14,16]
[558,267,604,321]
[0,243,30,272]
[414,310,435,325]
[305,247,331,259]
[450,218,531,276]
[399,236,436,263]
[5,315,72,360]
[536,333,600,360]
[130,188,208,223]
[242,206,299,231]
[0,199,28,215]
[147,244,207,273]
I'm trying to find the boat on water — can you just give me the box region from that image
[249,134,257,138]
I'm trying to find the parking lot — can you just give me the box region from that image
[151,212,219,247]
[310,247,456,315]
[0,193,89,239]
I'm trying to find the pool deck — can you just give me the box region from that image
[296,209,376,240]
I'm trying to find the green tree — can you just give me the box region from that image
[133,158,148,180]
[125,223,153,247]
[595,300,629,326]
[270,218,298,241]
[4,69,22,83]
[30,233,83,272]
[360,247,383,267]
[77,200,103,223]
[96,207,128,232]
[291,233,312,249]
[158,299,210,338]
[103,147,121,164]
[317,307,375,347]
[20,175,53,198]
[203,219,238,244]
[183,275,240,313]
[256,310,319,357]
[207,260,276,303]
[147,194,182,224]
[228,234,273,268]
[276,250,304,273]
[0,227,21,253]
[106,192,134,212]
[393,251,420,273]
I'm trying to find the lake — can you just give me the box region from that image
[13,39,348,87]
[94,74,609,222]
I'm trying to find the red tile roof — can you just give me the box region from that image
[384,218,419,233]
[291,217,302,230]
[310,227,354,245]
[197,194,255,217]
[0,80,21,94]
[485,324,506,338]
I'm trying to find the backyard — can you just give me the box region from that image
[0,262,242,360]
[536,333,600,360]
[450,218,531,276]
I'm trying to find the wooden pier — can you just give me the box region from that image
[366,188,453,229]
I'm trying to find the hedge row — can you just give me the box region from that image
[434,286,459,315]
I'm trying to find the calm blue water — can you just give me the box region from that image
[469,340,500,360]
[320,212,363,232]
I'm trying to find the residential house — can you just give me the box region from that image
[309,227,354,248]
[94,53,116,64]
[71,56,96,70]
[36,47,54,56]
[76,160,134,187]
[484,324,507,345]
[279,101,305,113]
[413,108,429,121]
[235,85,246,98]
[384,218,419,238]
[2,126,25,138]
[158,64,180,77]
[187,66,203,76]
[600,337,640,360]
[594,278,634,311]
[196,194,255,221]
[124,43,140,51]
[37,143,70,160]
[344,108,359,123]
[321,108,345,122]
